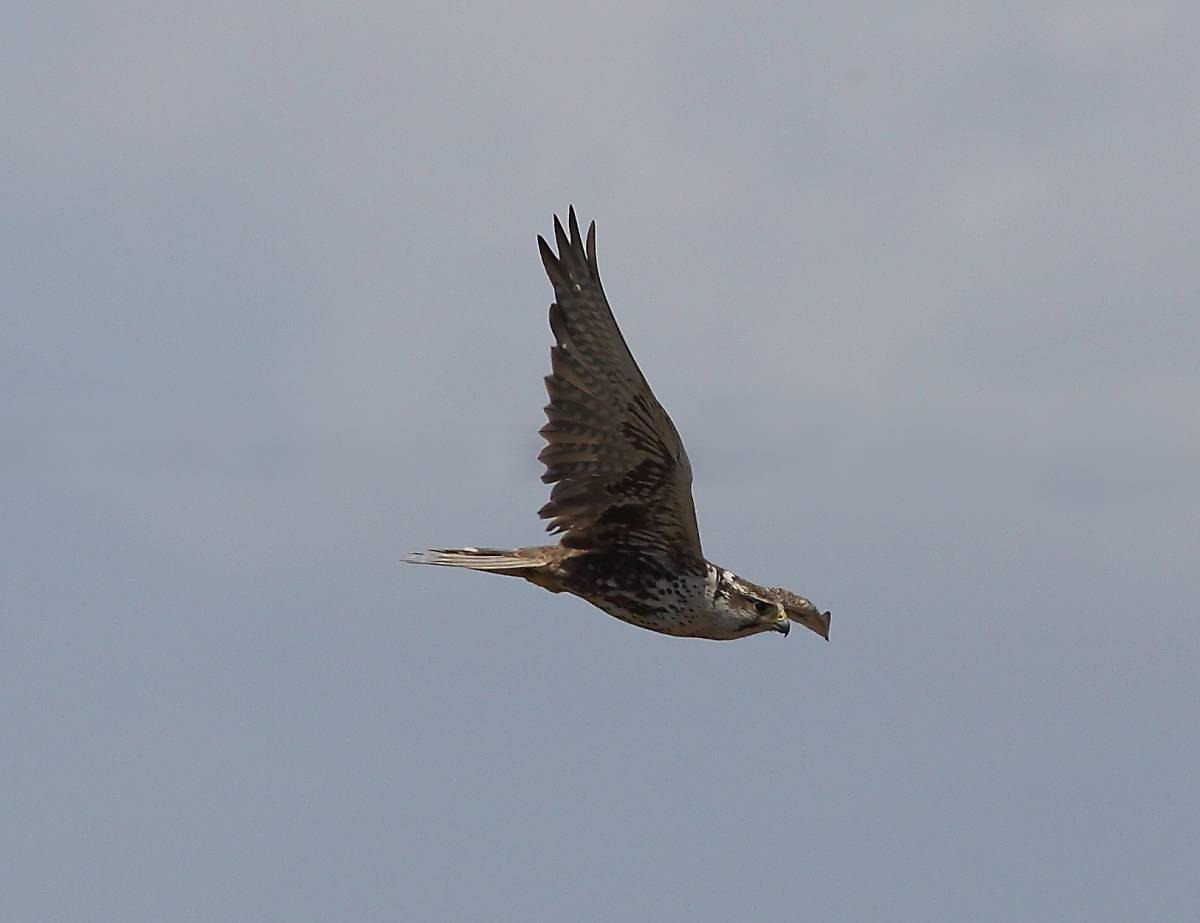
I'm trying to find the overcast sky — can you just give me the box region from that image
[5,3,1198,920]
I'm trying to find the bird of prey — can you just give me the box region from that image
[407,208,831,641]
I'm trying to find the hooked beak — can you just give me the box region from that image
[771,609,791,636]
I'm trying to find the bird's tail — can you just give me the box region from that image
[404,546,547,574]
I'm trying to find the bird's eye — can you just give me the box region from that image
[753,600,772,616]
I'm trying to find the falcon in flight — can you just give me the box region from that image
[407,208,831,642]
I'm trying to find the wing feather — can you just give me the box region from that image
[535,208,703,566]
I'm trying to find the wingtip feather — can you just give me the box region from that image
[553,214,570,254]
[568,207,581,248]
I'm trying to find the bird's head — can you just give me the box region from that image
[699,575,784,640]
[720,575,831,641]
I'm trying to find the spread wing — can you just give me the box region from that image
[535,208,703,566]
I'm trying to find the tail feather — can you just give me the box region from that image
[404,547,542,571]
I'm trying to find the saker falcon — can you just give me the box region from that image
[407,208,831,641]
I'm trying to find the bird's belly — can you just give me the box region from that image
[567,571,715,637]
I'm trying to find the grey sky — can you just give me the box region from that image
[5,3,1198,920]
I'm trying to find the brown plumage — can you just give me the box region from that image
[536,209,702,567]
[407,208,831,642]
